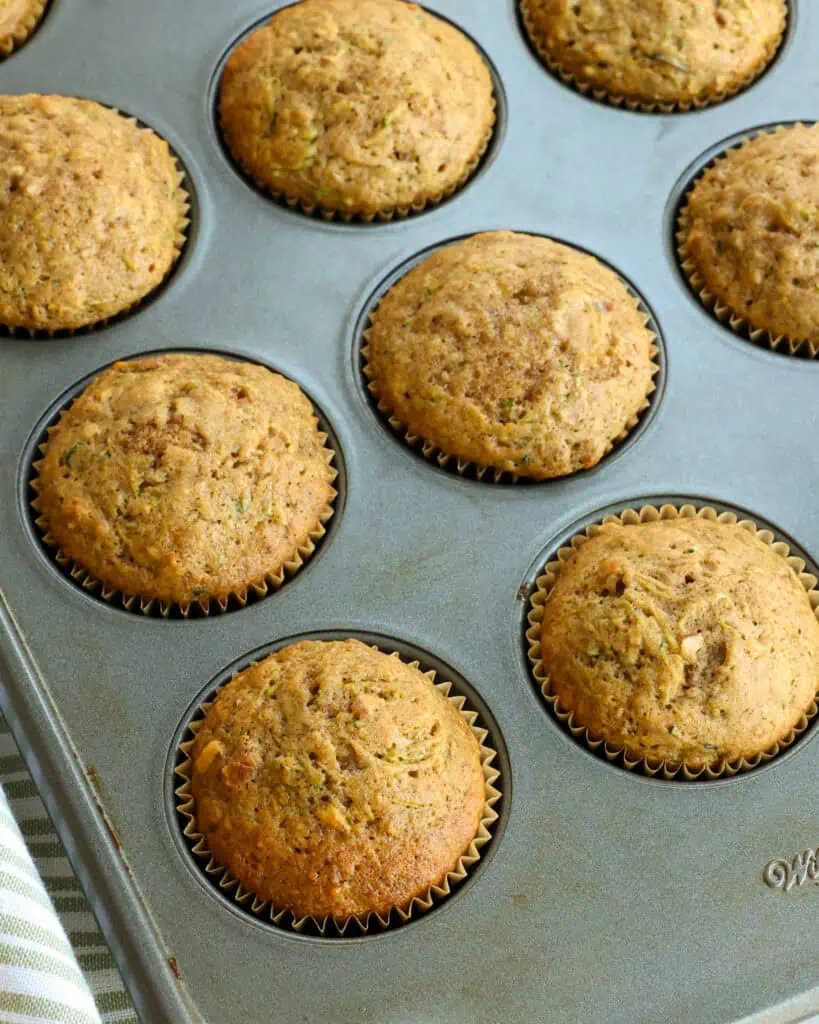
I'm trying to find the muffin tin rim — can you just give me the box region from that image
[514,491,819,787]
[162,627,511,944]
[17,345,348,621]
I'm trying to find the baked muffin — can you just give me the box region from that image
[364,231,657,479]
[219,0,495,219]
[0,95,188,333]
[533,514,819,768]
[0,0,46,57]
[678,124,819,355]
[189,639,488,921]
[33,354,336,609]
[520,0,786,109]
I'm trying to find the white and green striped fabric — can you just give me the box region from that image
[0,718,137,1024]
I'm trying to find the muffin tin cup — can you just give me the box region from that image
[526,502,819,781]
[0,130,190,339]
[0,0,47,57]
[172,647,501,936]
[361,266,661,483]
[28,411,338,619]
[518,0,787,114]
[675,124,819,360]
[220,105,496,225]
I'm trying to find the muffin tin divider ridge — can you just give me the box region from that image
[0,1,818,1022]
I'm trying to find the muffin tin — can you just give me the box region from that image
[0,1,818,1022]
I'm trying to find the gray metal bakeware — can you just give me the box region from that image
[0,1,817,1022]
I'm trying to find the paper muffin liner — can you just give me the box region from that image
[0,121,190,339]
[29,414,337,618]
[173,648,502,935]
[219,100,496,224]
[518,0,787,114]
[526,502,819,781]
[0,0,47,58]
[361,273,661,482]
[676,125,819,359]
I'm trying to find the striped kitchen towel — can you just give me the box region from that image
[0,720,138,1024]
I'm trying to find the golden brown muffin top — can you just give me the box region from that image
[219,0,495,218]
[538,517,819,767]
[365,231,656,479]
[0,0,45,56]
[679,125,819,349]
[35,354,336,606]
[190,639,486,920]
[0,95,188,332]
[521,0,785,107]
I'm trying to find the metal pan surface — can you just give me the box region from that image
[0,1,818,1021]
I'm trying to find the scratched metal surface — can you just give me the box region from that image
[0,1,818,1021]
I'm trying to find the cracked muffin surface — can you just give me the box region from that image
[190,639,486,920]
[538,517,819,766]
[219,0,495,217]
[678,124,819,350]
[520,0,785,108]
[365,231,656,479]
[0,94,188,332]
[35,354,336,605]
